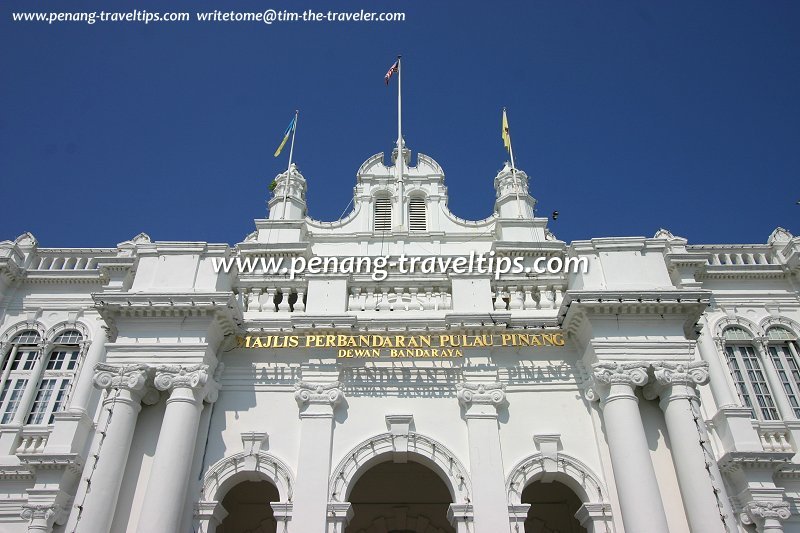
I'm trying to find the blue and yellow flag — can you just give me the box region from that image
[274,115,296,157]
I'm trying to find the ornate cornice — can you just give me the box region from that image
[294,381,344,408]
[740,501,791,527]
[456,382,506,407]
[717,451,793,475]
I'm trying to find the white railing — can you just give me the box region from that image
[492,285,565,311]
[758,426,794,452]
[237,287,306,313]
[15,428,50,454]
[348,286,452,312]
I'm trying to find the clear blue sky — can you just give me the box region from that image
[1,0,798,247]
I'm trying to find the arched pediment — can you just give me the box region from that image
[506,452,607,505]
[329,432,472,505]
[200,450,294,504]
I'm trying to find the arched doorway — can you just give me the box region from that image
[217,479,280,533]
[522,480,586,533]
[345,461,455,533]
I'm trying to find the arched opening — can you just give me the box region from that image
[217,479,280,533]
[345,461,455,533]
[522,480,586,533]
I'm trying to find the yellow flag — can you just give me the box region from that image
[501,109,511,153]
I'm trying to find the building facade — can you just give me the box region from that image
[0,146,799,533]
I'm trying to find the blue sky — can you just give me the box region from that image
[1,0,798,247]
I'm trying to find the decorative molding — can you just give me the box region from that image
[200,450,294,504]
[644,361,710,401]
[93,363,157,404]
[20,503,62,528]
[507,451,608,506]
[294,381,344,408]
[329,432,471,505]
[740,500,791,528]
[456,382,506,407]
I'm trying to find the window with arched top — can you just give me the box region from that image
[408,196,427,232]
[766,327,800,419]
[723,326,779,420]
[27,330,83,425]
[0,331,42,424]
[374,196,392,232]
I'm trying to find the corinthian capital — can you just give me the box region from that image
[740,501,791,529]
[653,361,709,386]
[456,382,506,407]
[21,504,61,528]
[592,362,649,387]
[294,381,344,408]
[93,363,151,392]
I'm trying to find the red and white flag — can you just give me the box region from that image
[384,60,399,85]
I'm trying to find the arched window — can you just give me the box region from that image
[27,330,83,425]
[408,196,427,232]
[0,331,42,424]
[374,195,392,232]
[766,327,800,419]
[723,326,779,420]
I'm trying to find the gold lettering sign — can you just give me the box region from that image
[235,331,565,358]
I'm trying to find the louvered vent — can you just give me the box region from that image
[409,197,427,232]
[374,196,392,232]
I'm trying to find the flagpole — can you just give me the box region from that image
[396,55,404,230]
[504,107,524,218]
[281,109,299,220]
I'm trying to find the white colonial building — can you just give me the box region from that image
[0,145,799,533]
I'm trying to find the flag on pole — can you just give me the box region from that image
[501,108,512,153]
[385,60,399,85]
[273,115,297,157]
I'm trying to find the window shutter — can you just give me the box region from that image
[409,197,427,232]
[374,197,392,232]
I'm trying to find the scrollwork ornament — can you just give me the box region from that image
[21,504,60,526]
[740,501,791,527]
[652,361,710,387]
[456,382,506,406]
[294,380,344,407]
[93,363,150,392]
[592,362,649,387]
[154,364,209,392]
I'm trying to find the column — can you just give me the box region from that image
[644,361,728,533]
[741,501,791,533]
[76,363,155,533]
[588,362,670,533]
[291,380,344,533]
[20,504,61,533]
[136,364,219,533]
[68,336,107,414]
[455,381,510,531]
[696,316,737,408]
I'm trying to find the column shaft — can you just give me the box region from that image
[68,339,106,414]
[76,363,152,533]
[696,317,737,408]
[136,364,213,533]
[591,363,670,533]
[662,392,726,532]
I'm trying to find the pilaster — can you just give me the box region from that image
[456,379,509,531]
[294,379,344,533]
